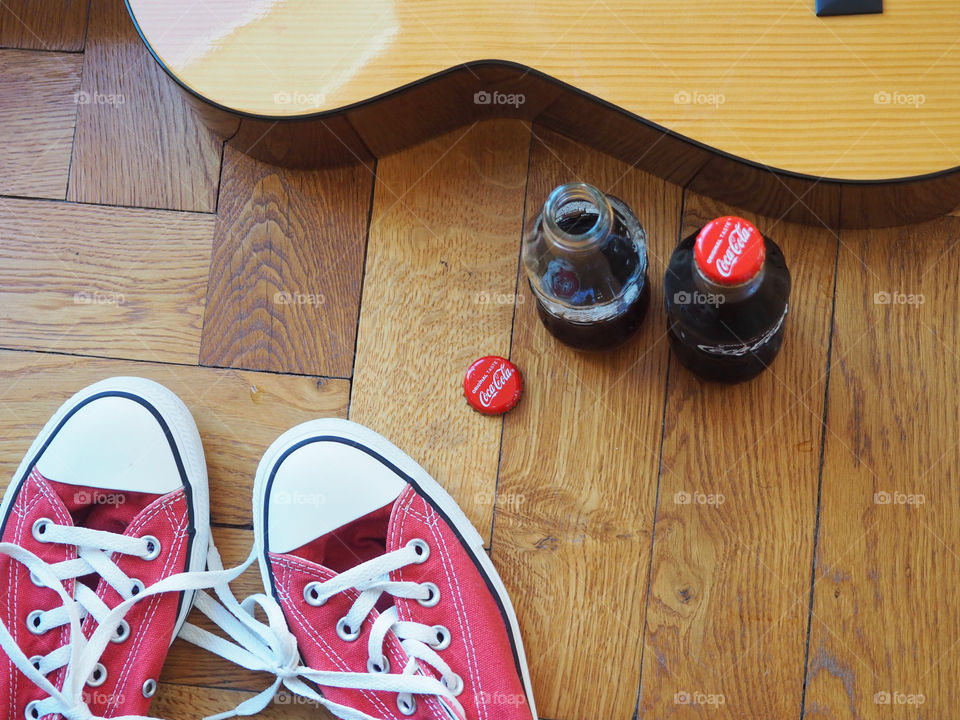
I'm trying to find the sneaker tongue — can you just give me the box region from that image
[46,478,155,533]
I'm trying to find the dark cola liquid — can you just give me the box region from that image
[664,231,791,383]
[533,213,650,351]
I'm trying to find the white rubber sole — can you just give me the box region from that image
[2,376,211,645]
[252,418,539,719]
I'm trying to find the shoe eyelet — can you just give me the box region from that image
[31,518,52,541]
[129,579,145,597]
[431,625,451,651]
[442,673,464,696]
[111,620,130,643]
[142,678,157,698]
[367,656,391,674]
[28,572,43,587]
[407,538,430,563]
[417,582,440,608]
[396,693,417,716]
[24,700,42,720]
[26,610,45,635]
[87,663,107,687]
[141,536,161,561]
[336,617,361,642]
[303,582,325,606]
[28,656,43,672]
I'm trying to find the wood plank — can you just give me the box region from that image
[0,0,89,51]
[199,145,371,378]
[492,128,682,720]
[0,50,81,199]
[0,198,214,364]
[803,217,960,719]
[153,683,335,720]
[67,0,225,212]
[162,528,267,690]
[0,350,349,525]
[350,119,530,544]
[638,196,837,718]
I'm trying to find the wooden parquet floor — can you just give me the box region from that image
[1,2,958,719]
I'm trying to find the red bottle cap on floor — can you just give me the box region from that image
[464,356,522,415]
[694,216,766,286]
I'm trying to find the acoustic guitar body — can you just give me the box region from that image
[126,0,960,228]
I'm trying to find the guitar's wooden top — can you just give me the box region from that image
[127,0,960,182]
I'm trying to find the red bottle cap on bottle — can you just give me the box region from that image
[464,356,523,415]
[694,216,766,286]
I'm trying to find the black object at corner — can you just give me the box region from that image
[816,0,882,17]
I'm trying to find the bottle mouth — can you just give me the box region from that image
[541,183,613,252]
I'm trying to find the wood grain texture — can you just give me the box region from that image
[127,0,960,181]
[162,528,267,690]
[0,350,349,526]
[0,50,82,199]
[68,0,224,212]
[803,218,960,719]
[491,128,682,720]
[0,0,89,51]
[199,145,372,378]
[7,35,960,720]
[0,198,213,364]
[638,196,837,718]
[350,120,530,544]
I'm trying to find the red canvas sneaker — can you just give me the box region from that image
[0,377,210,720]
[251,419,538,720]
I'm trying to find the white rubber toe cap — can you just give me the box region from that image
[265,437,406,554]
[36,389,185,494]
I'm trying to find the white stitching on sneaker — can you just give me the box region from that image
[394,492,476,720]
[106,499,189,713]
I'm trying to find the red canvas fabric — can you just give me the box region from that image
[389,486,532,720]
[0,468,191,719]
[268,484,533,720]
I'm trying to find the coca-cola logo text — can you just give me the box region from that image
[714,222,752,278]
[478,363,514,408]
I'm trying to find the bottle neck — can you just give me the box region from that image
[541,183,613,253]
[693,257,766,303]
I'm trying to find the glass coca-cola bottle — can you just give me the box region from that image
[522,182,650,350]
[664,215,791,383]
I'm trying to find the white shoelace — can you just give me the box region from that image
[181,540,465,720]
[0,535,248,720]
[0,526,464,720]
